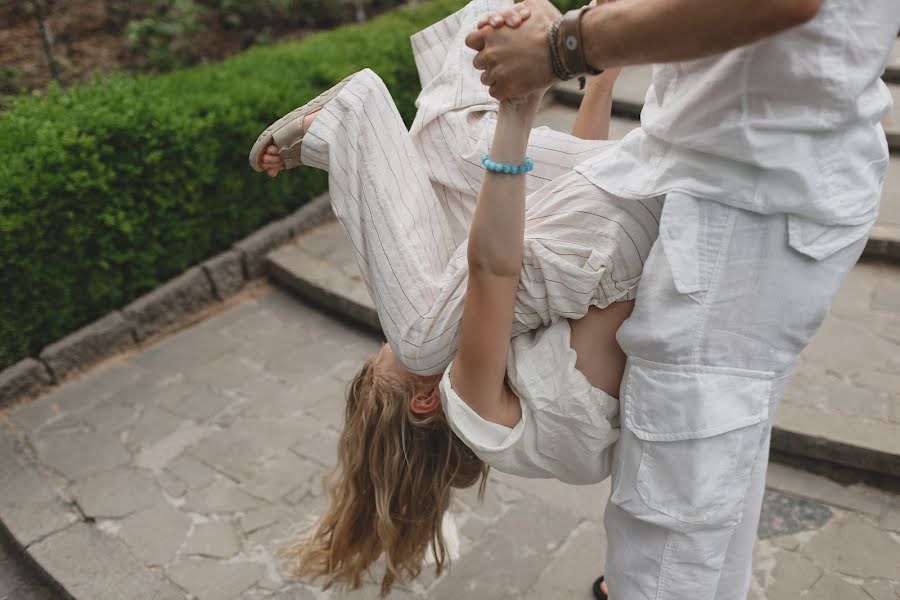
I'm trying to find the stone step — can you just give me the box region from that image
[553,66,900,153]
[884,37,900,84]
[534,103,900,263]
[267,217,900,479]
[266,223,381,332]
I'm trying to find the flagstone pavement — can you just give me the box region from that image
[1,283,898,599]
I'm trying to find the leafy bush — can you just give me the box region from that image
[125,0,207,72]
[0,0,587,370]
[122,0,412,71]
[0,66,24,100]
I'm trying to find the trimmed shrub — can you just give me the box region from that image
[0,0,587,370]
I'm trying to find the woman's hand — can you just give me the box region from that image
[466,0,561,100]
[477,2,533,29]
[476,0,604,31]
[586,65,621,91]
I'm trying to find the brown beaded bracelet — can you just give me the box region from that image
[548,18,573,81]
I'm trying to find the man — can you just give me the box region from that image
[466,1,899,598]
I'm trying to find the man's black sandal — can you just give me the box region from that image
[592,576,608,600]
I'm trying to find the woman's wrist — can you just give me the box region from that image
[490,103,532,163]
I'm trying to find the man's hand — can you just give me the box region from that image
[465,0,562,100]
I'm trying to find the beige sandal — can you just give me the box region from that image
[248,73,357,172]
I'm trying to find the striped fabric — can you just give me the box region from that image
[299,1,661,375]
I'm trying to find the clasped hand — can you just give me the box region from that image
[466,0,603,100]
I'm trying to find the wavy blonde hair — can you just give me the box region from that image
[282,355,489,597]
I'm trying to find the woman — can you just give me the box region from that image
[249,1,660,595]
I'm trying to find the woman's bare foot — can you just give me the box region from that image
[258,109,322,177]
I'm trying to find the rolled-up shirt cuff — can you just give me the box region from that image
[440,363,525,452]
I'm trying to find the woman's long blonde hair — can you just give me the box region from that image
[283,356,489,597]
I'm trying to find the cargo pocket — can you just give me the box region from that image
[621,357,773,526]
[657,192,735,299]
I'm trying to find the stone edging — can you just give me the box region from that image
[884,65,900,86]
[0,194,334,410]
[862,224,900,264]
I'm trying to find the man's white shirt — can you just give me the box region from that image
[577,0,900,259]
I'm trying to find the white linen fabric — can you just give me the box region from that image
[440,320,619,485]
[299,0,660,376]
[296,0,658,482]
[579,0,899,260]
[606,193,868,599]
[587,3,898,597]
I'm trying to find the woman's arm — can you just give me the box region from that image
[570,68,621,141]
[449,96,540,427]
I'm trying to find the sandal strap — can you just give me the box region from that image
[274,114,309,169]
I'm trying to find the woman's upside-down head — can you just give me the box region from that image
[281,345,489,597]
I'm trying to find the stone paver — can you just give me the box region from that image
[28,523,184,600]
[801,513,899,580]
[70,467,160,519]
[118,501,191,566]
[182,521,241,559]
[1,285,898,599]
[166,557,265,600]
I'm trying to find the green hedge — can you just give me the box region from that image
[0,0,584,370]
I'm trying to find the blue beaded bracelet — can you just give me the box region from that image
[481,154,534,175]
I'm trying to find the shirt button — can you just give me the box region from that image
[666,226,681,240]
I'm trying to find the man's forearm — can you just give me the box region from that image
[581,0,821,69]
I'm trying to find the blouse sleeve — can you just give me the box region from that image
[439,319,620,485]
[440,364,596,482]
